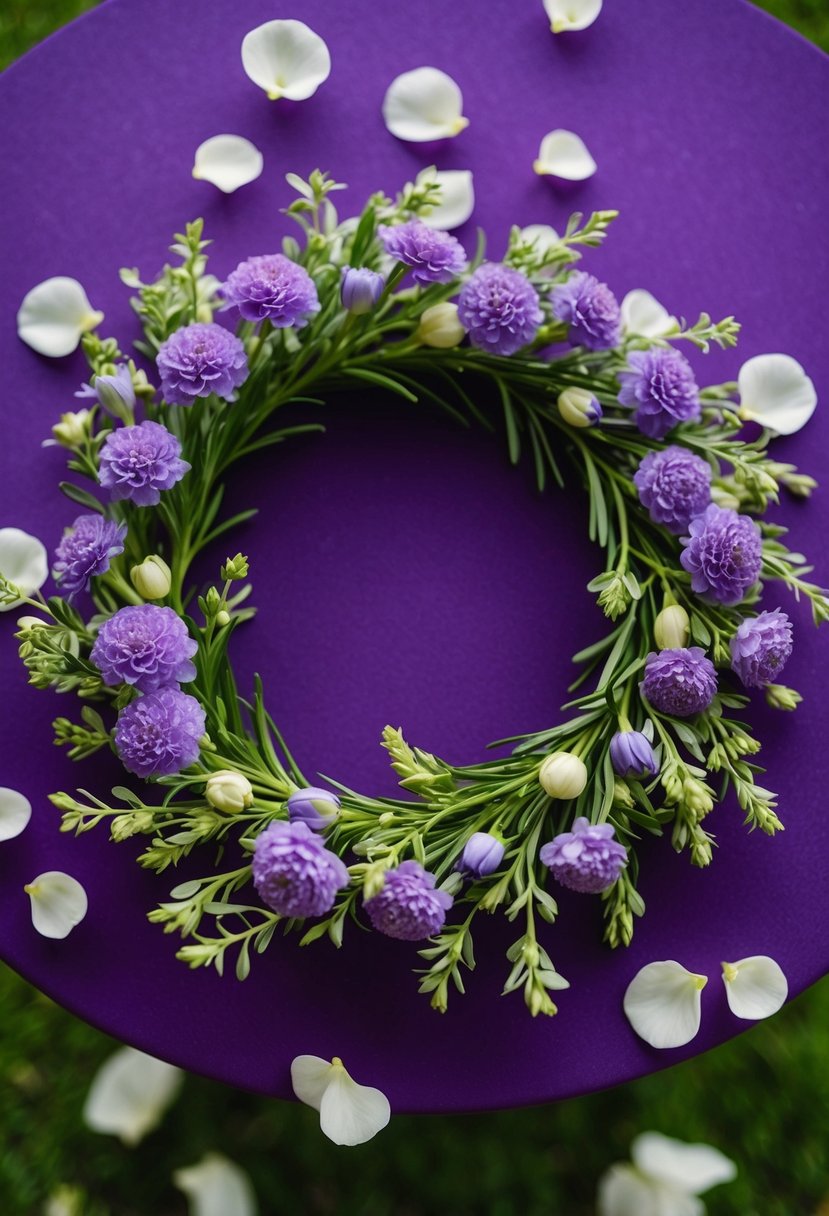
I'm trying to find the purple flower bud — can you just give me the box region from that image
[340,267,385,315]
[75,364,136,419]
[539,816,627,894]
[252,820,349,918]
[456,831,505,878]
[609,730,659,779]
[287,786,341,832]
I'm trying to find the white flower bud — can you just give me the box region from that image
[538,750,588,799]
[557,387,602,428]
[51,409,92,448]
[205,770,254,814]
[16,615,49,631]
[130,555,172,601]
[654,604,690,650]
[416,302,466,349]
[216,609,231,627]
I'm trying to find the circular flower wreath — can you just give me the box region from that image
[7,171,827,1018]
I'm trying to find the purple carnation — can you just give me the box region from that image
[730,609,793,688]
[52,514,127,599]
[156,322,249,405]
[680,504,763,605]
[91,604,198,692]
[221,254,321,328]
[364,860,453,941]
[457,263,543,356]
[98,420,190,507]
[609,730,659,779]
[539,816,627,894]
[550,271,621,351]
[634,446,712,534]
[251,820,349,918]
[618,348,701,439]
[641,647,718,717]
[114,686,205,778]
[378,220,466,285]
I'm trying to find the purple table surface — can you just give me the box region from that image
[0,0,827,1113]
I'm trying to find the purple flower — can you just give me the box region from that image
[641,647,718,717]
[287,786,341,832]
[221,254,320,328]
[550,271,621,351]
[52,514,127,599]
[156,322,248,405]
[618,348,701,439]
[75,364,136,418]
[364,860,453,941]
[457,263,543,356]
[456,832,505,878]
[114,686,205,778]
[730,609,793,688]
[91,604,198,692]
[378,220,466,285]
[634,446,712,534]
[539,817,627,894]
[340,267,385,315]
[252,820,349,918]
[680,504,763,605]
[98,420,190,507]
[609,731,659,779]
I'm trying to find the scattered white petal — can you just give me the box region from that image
[519,223,560,252]
[241,19,331,101]
[721,955,788,1020]
[17,277,104,357]
[192,135,263,194]
[633,1132,737,1196]
[174,1153,258,1216]
[597,1163,703,1216]
[292,1055,390,1146]
[25,870,88,939]
[533,129,597,180]
[0,787,32,841]
[382,67,468,142]
[621,289,678,338]
[84,1047,183,1145]
[418,168,475,230]
[737,353,817,435]
[623,960,707,1049]
[544,0,603,33]
[0,528,48,612]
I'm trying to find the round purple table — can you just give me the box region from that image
[1,0,827,1111]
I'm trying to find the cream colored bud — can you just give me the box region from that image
[17,615,49,631]
[215,610,231,627]
[130,555,172,601]
[538,750,588,799]
[654,604,690,650]
[557,387,602,428]
[52,409,91,448]
[416,302,466,349]
[205,769,254,814]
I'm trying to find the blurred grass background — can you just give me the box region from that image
[1,2,828,1213]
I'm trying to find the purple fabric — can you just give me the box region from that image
[0,0,827,1113]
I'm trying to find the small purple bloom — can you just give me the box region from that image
[730,609,793,688]
[114,686,205,778]
[252,820,349,918]
[340,266,385,315]
[378,220,466,285]
[609,730,659,779]
[75,364,136,418]
[641,647,718,717]
[156,322,248,405]
[98,420,190,507]
[287,786,341,832]
[221,254,321,328]
[457,262,543,356]
[364,860,453,941]
[618,348,701,439]
[550,271,621,351]
[634,446,711,534]
[539,816,627,894]
[456,831,505,878]
[91,604,198,692]
[52,514,127,600]
[680,503,763,605]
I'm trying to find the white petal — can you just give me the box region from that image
[0,787,32,841]
[621,289,678,338]
[84,1047,183,1145]
[17,277,104,357]
[0,528,48,610]
[623,960,707,1049]
[598,1164,703,1216]
[737,353,817,435]
[174,1153,258,1216]
[25,870,88,939]
[420,169,475,230]
[241,19,331,101]
[722,955,788,1020]
[534,129,597,180]
[318,1061,391,1146]
[192,135,263,194]
[633,1132,737,1196]
[382,67,468,142]
[519,223,561,252]
[543,0,603,33]
[291,1054,335,1111]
